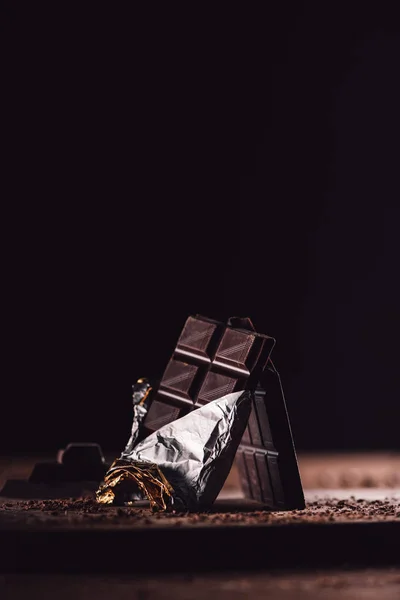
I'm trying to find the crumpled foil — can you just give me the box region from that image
[121,378,152,458]
[96,458,173,511]
[97,389,252,511]
[96,378,153,506]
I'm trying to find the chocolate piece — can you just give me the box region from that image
[29,443,107,484]
[236,363,304,510]
[58,443,105,470]
[142,315,305,511]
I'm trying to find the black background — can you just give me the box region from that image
[2,4,400,453]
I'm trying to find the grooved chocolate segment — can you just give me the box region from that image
[244,450,262,503]
[255,452,274,505]
[235,450,251,498]
[267,455,285,507]
[247,407,262,447]
[241,426,252,445]
[159,360,199,401]
[197,372,238,405]
[213,329,254,374]
[143,401,181,432]
[254,394,274,450]
[176,316,217,360]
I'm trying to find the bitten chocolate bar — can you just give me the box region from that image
[141,315,305,511]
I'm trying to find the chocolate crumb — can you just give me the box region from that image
[1,497,399,528]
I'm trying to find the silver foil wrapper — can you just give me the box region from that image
[123,389,252,510]
[121,379,152,458]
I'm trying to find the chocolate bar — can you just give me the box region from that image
[236,363,305,510]
[143,315,273,429]
[141,315,305,511]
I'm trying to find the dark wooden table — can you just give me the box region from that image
[1,453,400,599]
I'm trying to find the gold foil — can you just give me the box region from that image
[137,380,152,406]
[96,458,173,512]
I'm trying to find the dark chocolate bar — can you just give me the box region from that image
[144,315,273,428]
[141,315,305,511]
[236,363,305,510]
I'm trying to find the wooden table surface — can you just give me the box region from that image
[1,453,400,598]
[2,569,400,600]
[1,451,400,491]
